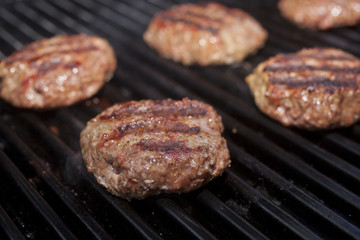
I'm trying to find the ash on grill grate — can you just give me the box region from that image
[1,0,360,239]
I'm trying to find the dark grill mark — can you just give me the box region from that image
[152,106,208,117]
[270,76,358,88]
[136,139,205,153]
[64,61,81,69]
[35,60,64,74]
[184,10,223,23]
[21,60,81,87]
[264,65,360,74]
[138,139,186,152]
[280,53,356,61]
[159,14,218,33]
[106,122,143,142]
[168,124,200,134]
[4,45,98,65]
[113,166,123,175]
[100,121,201,147]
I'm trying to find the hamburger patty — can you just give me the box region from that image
[246,48,360,129]
[278,0,360,30]
[0,34,116,108]
[80,98,230,200]
[143,2,267,66]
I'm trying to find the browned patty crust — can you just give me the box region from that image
[0,34,116,108]
[246,48,360,129]
[80,98,230,200]
[143,2,267,66]
[278,0,360,30]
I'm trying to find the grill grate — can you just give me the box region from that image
[1,0,360,239]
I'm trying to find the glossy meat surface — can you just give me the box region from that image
[80,98,230,199]
[278,0,360,30]
[0,34,116,108]
[246,48,360,129]
[144,2,267,65]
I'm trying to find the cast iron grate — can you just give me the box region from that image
[0,0,360,239]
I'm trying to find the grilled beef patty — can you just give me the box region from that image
[246,48,360,129]
[0,34,116,108]
[278,0,360,30]
[80,98,230,200]
[143,2,267,66]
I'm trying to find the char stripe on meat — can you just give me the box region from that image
[184,11,224,22]
[22,61,82,89]
[280,54,357,61]
[269,76,358,87]
[264,65,360,73]
[143,2,267,66]
[136,139,206,153]
[159,14,219,33]
[80,98,230,199]
[0,34,116,108]
[245,47,360,129]
[5,45,98,65]
[158,4,247,33]
[100,121,201,147]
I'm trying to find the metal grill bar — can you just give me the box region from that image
[228,141,360,237]
[323,133,360,166]
[224,169,322,239]
[155,199,218,240]
[196,190,269,240]
[0,150,77,240]
[0,205,26,240]
[19,113,162,240]
[0,121,113,240]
